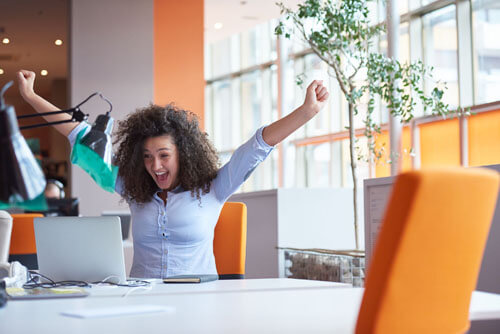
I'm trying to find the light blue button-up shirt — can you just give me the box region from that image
[68,122,274,278]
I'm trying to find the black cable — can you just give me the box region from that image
[23,271,150,289]
[23,271,89,289]
[74,92,113,114]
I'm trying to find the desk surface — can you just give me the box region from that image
[90,277,350,297]
[2,278,500,334]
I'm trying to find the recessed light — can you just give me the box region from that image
[214,22,223,30]
[2,38,10,44]
[54,39,63,46]
[40,70,48,76]
[0,68,4,75]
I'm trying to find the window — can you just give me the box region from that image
[206,0,500,193]
[472,0,500,104]
[422,5,459,108]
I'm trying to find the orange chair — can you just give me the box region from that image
[356,167,499,334]
[213,202,247,279]
[8,213,44,270]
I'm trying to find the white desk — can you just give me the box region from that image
[1,279,500,333]
[89,277,350,297]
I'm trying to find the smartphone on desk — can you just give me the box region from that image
[162,274,218,284]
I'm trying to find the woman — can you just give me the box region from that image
[16,70,329,278]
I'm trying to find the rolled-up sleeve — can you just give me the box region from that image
[213,126,274,202]
[67,122,91,147]
[66,121,123,195]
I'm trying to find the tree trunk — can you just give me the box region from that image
[348,100,359,250]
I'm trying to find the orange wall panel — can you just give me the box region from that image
[468,109,500,166]
[154,0,204,128]
[419,119,460,167]
[375,127,412,177]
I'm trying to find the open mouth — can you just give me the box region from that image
[155,171,169,183]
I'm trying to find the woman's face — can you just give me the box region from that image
[143,135,180,191]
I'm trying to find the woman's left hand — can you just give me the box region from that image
[302,80,329,118]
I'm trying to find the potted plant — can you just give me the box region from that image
[275,0,457,250]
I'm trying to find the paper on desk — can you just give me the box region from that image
[61,304,175,319]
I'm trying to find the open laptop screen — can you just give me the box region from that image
[34,216,126,284]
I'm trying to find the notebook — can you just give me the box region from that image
[34,216,127,284]
[162,274,219,284]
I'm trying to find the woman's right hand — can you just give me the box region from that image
[16,70,37,101]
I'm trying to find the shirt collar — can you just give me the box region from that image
[155,184,184,197]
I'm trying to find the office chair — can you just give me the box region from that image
[214,202,247,279]
[8,213,44,270]
[356,167,499,334]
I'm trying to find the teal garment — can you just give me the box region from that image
[0,192,48,211]
[70,127,118,193]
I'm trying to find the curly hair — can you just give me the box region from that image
[113,104,220,203]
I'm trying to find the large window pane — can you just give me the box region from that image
[241,21,275,69]
[240,28,258,69]
[230,35,241,73]
[240,71,262,141]
[423,5,459,108]
[377,0,410,22]
[379,23,410,64]
[212,80,234,151]
[421,0,439,6]
[472,0,500,104]
[211,39,231,78]
[305,142,331,187]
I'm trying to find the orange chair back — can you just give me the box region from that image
[9,213,44,255]
[213,202,247,279]
[356,168,499,334]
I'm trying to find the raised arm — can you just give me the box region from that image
[17,70,80,137]
[262,80,329,146]
[213,80,329,202]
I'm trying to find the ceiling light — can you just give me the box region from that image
[2,38,9,44]
[54,39,63,46]
[214,22,223,30]
[40,70,48,76]
[0,69,4,75]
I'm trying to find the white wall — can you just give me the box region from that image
[230,188,363,278]
[277,188,362,250]
[70,0,153,215]
[230,190,279,278]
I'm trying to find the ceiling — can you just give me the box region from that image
[0,0,68,97]
[205,0,301,43]
[0,0,300,97]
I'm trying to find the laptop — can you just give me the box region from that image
[101,211,131,240]
[34,216,127,284]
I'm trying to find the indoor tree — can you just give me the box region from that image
[276,0,456,249]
